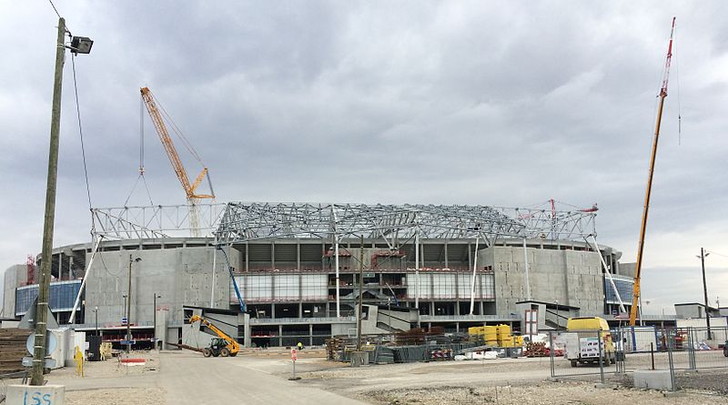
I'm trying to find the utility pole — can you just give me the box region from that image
[30,15,92,385]
[699,247,712,340]
[30,17,66,386]
[127,254,133,353]
[153,293,161,349]
[126,254,141,353]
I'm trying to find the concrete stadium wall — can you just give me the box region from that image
[483,246,603,317]
[2,265,26,318]
[84,246,234,327]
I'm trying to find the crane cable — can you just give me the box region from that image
[51,0,97,234]
[153,92,205,165]
[674,25,683,145]
[123,95,155,206]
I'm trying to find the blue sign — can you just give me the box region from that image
[120,340,136,345]
[121,317,128,325]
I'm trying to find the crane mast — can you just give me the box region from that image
[629,17,675,326]
[140,87,214,235]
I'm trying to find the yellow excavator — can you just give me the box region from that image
[189,315,240,357]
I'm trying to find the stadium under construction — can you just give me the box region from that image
[1,201,636,349]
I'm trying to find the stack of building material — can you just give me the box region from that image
[392,345,427,363]
[395,327,444,345]
[468,324,524,348]
[325,338,344,361]
[0,329,32,373]
[524,342,547,357]
[373,346,394,364]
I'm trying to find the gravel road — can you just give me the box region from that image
[9,348,726,404]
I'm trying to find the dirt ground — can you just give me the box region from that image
[36,350,166,405]
[5,348,727,405]
[290,353,728,405]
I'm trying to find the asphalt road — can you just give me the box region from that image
[158,351,367,405]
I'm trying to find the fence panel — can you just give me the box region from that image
[620,326,728,373]
[687,326,728,370]
[549,330,615,382]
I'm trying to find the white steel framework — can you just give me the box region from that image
[90,202,598,245]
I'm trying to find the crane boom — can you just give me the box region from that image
[629,17,676,326]
[140,87,214,200]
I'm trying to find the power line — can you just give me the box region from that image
[47,0,62,19]
[705,250,728,260]
[70,55,94,219]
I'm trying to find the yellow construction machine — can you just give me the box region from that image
[189,315,240,357]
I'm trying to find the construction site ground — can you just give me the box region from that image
[4,348,728,404]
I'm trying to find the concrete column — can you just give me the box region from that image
[241,313,251,348]
[299,273,303,301]
[563,253,570,306]
[245,242,249,272]
[444,242,448,269]
[296,241,301,270]
[271,242,275,270]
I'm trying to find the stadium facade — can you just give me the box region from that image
[1,202,636,348]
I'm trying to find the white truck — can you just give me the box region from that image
[563,317,615,367]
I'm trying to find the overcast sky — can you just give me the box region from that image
[2,1,727,315]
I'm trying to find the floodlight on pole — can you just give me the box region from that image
[69,36,93,54]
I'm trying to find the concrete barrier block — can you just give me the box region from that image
[6,384,65,405]
[633,370,673,391]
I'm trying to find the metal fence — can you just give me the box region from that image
[547,330,615,383]
[620,326,728,372]
[549,326,728,389]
